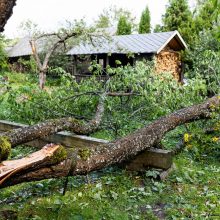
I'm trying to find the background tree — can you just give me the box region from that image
[29,20,88,89]
[194,0,220,40]
[94,13,110,29]
[117,16,132,35]
[138,6,151,34]
[95,6,136,33]
[18,19,41,37]
[153,24,163,33]
[162,0,194,46]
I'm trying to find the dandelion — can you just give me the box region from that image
[212,137,219,142]
[184,133,191,143]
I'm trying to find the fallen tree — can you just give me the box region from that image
[0,95,219,188]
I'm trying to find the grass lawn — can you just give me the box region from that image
[0,72,219,219]
[0,149,219,220]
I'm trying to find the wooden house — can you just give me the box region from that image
[6,36,47,72]
[67,30,187,82]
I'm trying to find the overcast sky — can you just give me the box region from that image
[3,0,196,38]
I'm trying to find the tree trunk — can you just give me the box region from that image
[0,95,219,188]
[0,144,66,185]
[0,0,16,32]
[39,71,46,89]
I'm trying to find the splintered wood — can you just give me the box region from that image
[0,144,62,185]
[155,47,181,81]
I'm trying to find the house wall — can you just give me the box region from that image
[8,55,33,73]
[71,54,134,75]
[71,49,183,82]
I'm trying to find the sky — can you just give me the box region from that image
[3,0,196,38]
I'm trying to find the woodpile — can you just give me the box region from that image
[155,47,181,81]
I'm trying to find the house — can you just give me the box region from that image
[67,30,187,82]
[7,36,46,60]
[6,36,47,72]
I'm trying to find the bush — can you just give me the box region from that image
[184,31,220,95]
[0,61,208,139]
[0,35,8,71]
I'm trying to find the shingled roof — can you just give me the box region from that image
[67,31,187,55]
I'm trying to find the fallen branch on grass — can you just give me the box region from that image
[0,95,219,188]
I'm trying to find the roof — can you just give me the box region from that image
[7,30,187,58]
[67,31,187,56]
[7,36,48,58]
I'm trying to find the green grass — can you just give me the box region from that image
[0,152,219,220]
[0,71,219,219]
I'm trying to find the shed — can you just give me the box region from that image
[67,30,187,81]
[7,36,55,72]
[7,36,46,59]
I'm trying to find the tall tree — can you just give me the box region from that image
[138,6,151,34]
[194,0,220,37]
[117,16,132,35]
[162,0,194,45]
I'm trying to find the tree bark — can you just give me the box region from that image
[0,144,66,185]
[0,95,219,188]
[39,71,46,89]
[0,0,16,32]
[0,93,106,149]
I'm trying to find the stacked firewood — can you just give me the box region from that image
[155,47,181,81]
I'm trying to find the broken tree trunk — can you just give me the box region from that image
[0,95,219,188]
[0,0,16,32]
[0,144,66,185]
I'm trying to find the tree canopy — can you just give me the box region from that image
[117,15,132,35]
[162,0,194,45]
[138,6,151,34]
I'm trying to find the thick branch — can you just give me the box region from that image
[30,40,43,69]
[0,95,219,187]
[0,93,106,147]
[63,91,138,102]
[31,31,82,70]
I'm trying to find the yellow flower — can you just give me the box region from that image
[212,137,219,142]
[184,133,191,143]
[214,121,220,131]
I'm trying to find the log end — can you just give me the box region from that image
[49,145,67,164]
[0,137,11,162]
